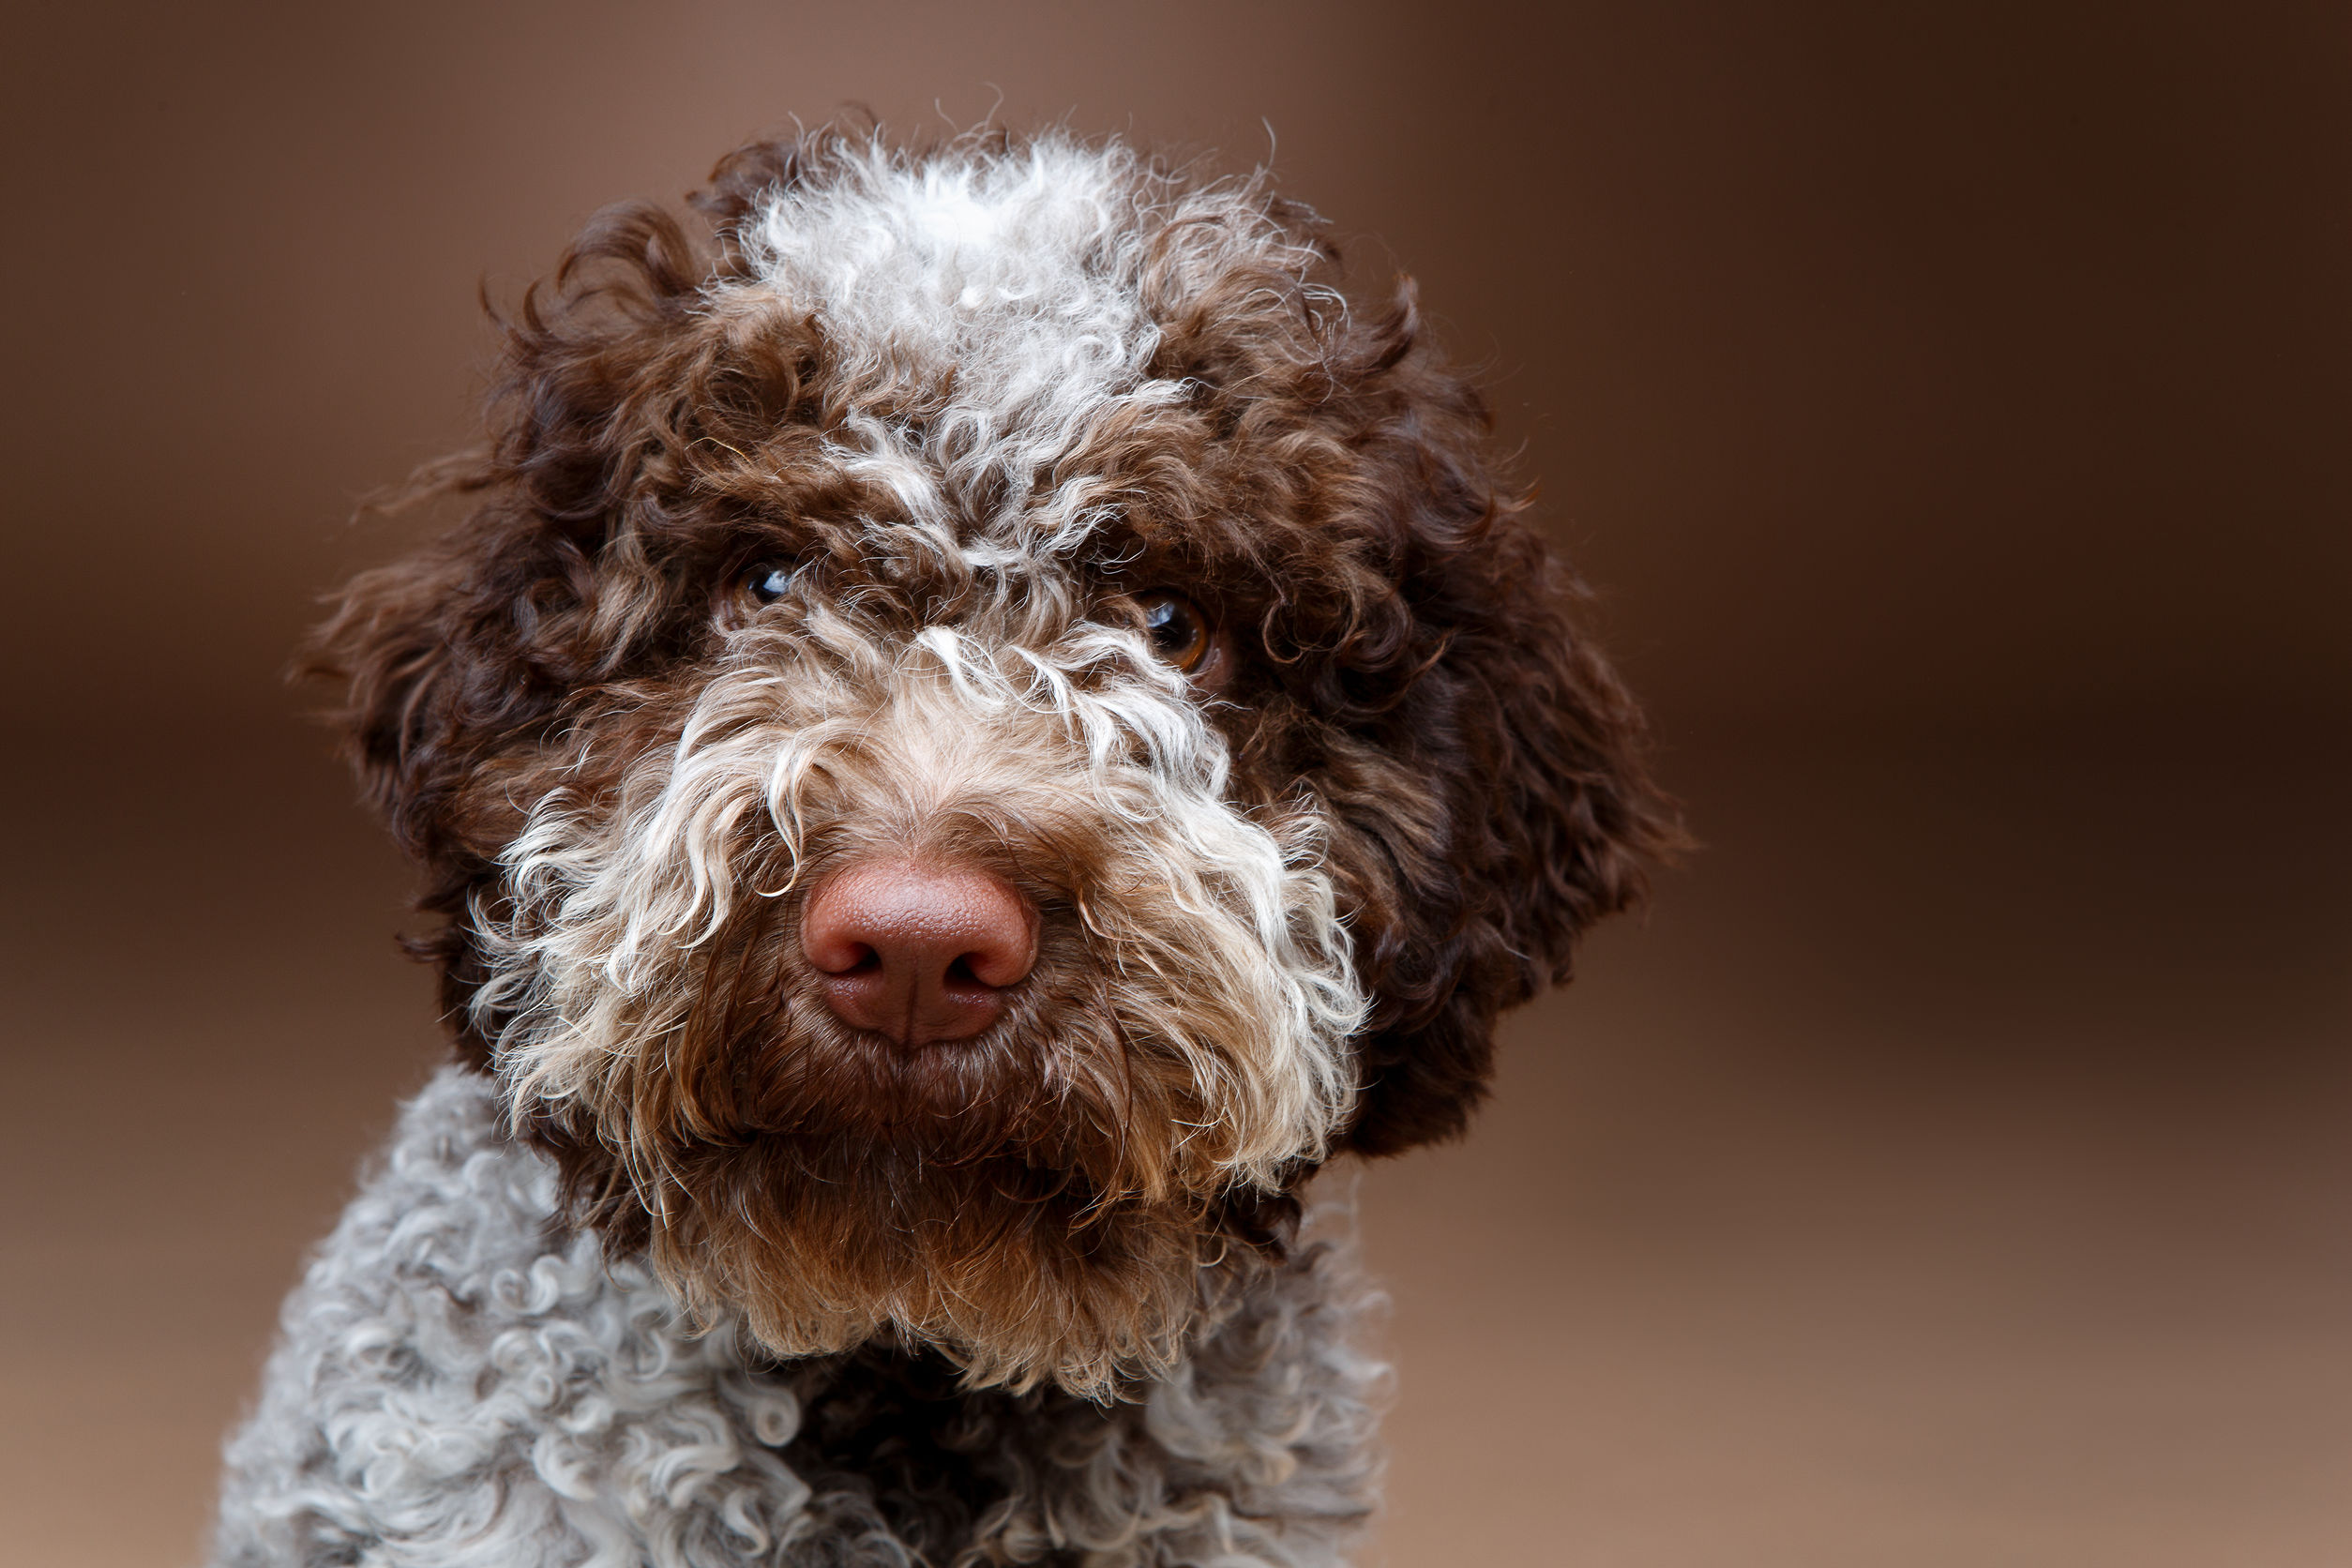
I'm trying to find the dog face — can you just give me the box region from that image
[316,132,1667,1395]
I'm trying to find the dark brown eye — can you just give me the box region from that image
[1136,590,1213,672]
[746,564,795,603]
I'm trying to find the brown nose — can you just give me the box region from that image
[799,858,1038,1047]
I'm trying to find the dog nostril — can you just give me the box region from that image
[800,859,1038,1047]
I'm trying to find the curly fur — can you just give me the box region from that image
[475,600,1362,1393]
[213,1069,1386,1568]
[214,123,1674,1564]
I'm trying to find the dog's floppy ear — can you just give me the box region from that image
[307,545,475,860]
[305,193,749,1064]
[308,194,725,861]
[305,520,585,867]
[1321,287,1680,1157]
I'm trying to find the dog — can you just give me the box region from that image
[209,127,1669,1567]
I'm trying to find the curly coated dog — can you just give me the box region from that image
[211,128,1671,1567]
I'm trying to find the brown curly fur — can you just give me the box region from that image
[308,125,1676,1395]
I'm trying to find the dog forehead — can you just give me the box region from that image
[735,139,1160,410]
[713,137,1311,552]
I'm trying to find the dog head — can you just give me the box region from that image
[314,129,1670,1395]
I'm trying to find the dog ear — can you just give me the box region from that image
[1319,287,1680,1157]
[303,196,726,1078]
[306,517,593,863]
[309,190,730,857]
[306,544,476,861]
[312,510,620,1072]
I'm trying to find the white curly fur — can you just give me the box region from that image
[718,133,1335,565]
[211,1069,1386,1567]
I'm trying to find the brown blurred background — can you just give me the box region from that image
[3,3,2347,1563]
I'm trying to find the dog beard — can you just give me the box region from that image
[527,896,1280,1397]
[472,601,1364,1395]
[579,1131,1276,1401]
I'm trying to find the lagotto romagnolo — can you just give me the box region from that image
[211,128,1673,1567]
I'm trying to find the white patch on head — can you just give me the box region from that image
[721,134,1319,552]
[741,139,1161,438]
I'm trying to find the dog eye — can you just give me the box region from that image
[1136,590,1213,673]
[746,564,795,603]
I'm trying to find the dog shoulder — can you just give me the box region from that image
[210,1071,1383,1567]
[209,1068,823,1564]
